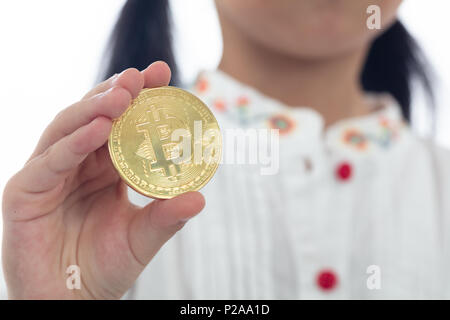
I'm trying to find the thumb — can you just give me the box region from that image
[128,192,205,266]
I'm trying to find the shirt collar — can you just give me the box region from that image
[192,69,408,153]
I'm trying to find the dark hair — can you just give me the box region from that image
[362,21,434,122]
[101,0,178,85]
[102,0,433,122]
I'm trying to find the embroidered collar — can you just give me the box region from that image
[192,69,407,153]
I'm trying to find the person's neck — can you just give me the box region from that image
[218,26,370,127]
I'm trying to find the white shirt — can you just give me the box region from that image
[126,69,450,299]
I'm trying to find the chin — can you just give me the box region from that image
[270,33,374,61]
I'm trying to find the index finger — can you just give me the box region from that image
[141,61,171,88]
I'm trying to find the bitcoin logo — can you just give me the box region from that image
[108,86,221,199]
[135,106,189,181]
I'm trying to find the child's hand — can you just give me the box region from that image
[2,61,205,299]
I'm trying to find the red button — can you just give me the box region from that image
[317,270,338,291]
[336,162,352,181]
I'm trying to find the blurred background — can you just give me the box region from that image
[0,0,449,297]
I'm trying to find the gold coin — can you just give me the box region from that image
[108,86,222,199]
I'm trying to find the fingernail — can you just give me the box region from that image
[104,86,115,94]
[97,86,115,99]
[111,72,122,85]
[109,73,117,82]
[142,61,159,72]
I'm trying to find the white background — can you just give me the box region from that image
[0,0,449,298]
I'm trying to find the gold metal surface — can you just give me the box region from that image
[108,86,221,199]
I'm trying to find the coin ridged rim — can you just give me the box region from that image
[108,86,222,199]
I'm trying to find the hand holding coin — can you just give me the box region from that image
[109,86,221,199]
[2,62,205,299]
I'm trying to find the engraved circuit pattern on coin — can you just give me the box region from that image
[108,86,222,199]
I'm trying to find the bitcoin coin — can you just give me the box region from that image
[108,86,222,199]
